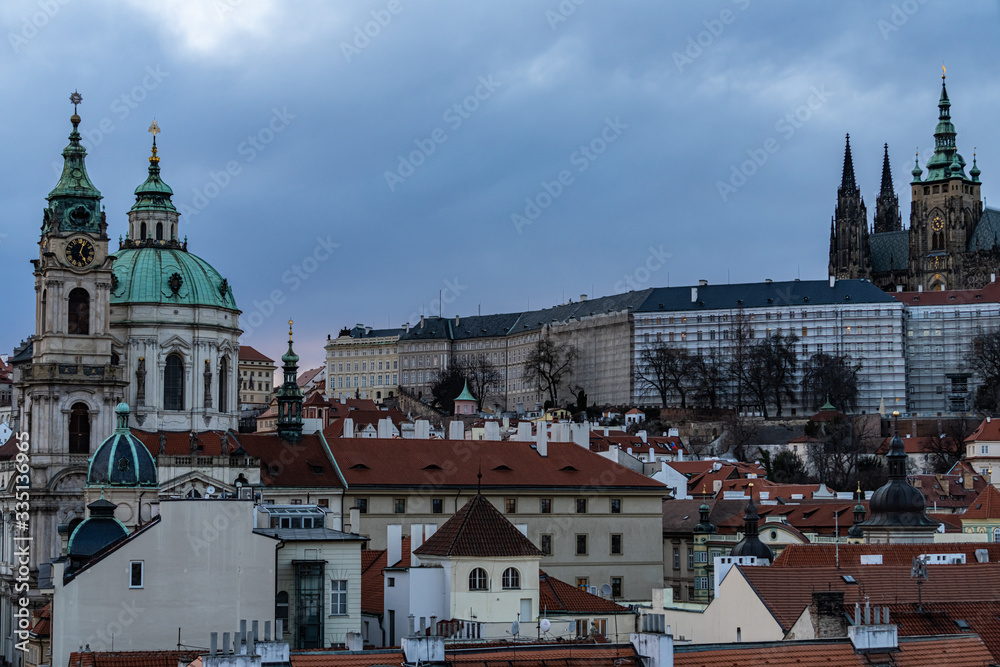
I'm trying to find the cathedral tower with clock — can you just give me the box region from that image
[829,71,1000,291]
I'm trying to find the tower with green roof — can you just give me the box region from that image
[277,320,304,442]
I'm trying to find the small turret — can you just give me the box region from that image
[277,319,304,442]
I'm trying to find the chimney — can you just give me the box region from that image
[378,417,393,438]
[342,417,354,438]
[639,430,648,443]
[404,322,410,332]
[580,294,588,301]
[691,287,698,303]
[448,420,464,440]
[348,507,360,534]
[515,421,532,441]
[809,591,847,638]
[410,524,425,566]
[536,421,548,457]
[713,479,722,494]
[699,279,708,286]
[455,315,460,326]
[484,421,501,440]
[345,632,363,652]
[420,315,425,328]
[829,276,836,288]
[387,524,402,567]
[918,284,923,292]
[965,474,975,490]
[848,601,897,651]
[896,284,903,292]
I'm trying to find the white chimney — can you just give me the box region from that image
[638,430,648,443]
[378,417,393,438]
[918,284,923,292]
[448,420,464,440]
[691,287,698,303]
[342,418,354,438]
[829,276,836,288]
[387,524,402,567]
[580,294,588,302]
[536,422,548,457]
[410,524,425,566]
[515,421,533,441]
[484,421,501,441]
[415,419,430,439]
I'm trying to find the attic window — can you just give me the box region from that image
[350,463,371,470]
[309,464,324,474]
[559,465,579,472]
[269,465,280,475]
[955,619,971,631]
[492,465,512,471]
[841,575,857,584]
[422,464,442,470]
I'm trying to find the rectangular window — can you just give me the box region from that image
[593,619,607,637]
[610,576,623,598]
[129,561,144,588]
[576,498,588,514]
[688,549,694,569]
[576,577,589,589]
[393,498,406,514]
[610,498,622,514]
[356,498,368,514]
[541,534,552,556]
[576,534,588,555]
[673,547,680,570]
[388,577,395,587]
[575,619,588,638]
[801,326,808,337]
[610,534,622,555]
[540,498,552,514]
[505,498,517,513]
[331,580,348,615]
[432,498,443,514]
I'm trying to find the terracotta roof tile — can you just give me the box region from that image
[330,439,666,490]
[892,601,1000,662]
[235,433,344,489]
[67,651,202,667]
[538,571,629,614]
[290,644,640,667]
[239,345,274,363]
[966,417,1000,443]
[673,635,993,666]
[297,367,324,387]
[131,429,239,457]
[771,542,1000,568]
[291,650,404,667]
[963,484,1000,520]
[414,494,543,558]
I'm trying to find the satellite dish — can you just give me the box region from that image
[206,485,216,496]
[540,619,551,633]
[511,620,520,637]
[601,583,613,597]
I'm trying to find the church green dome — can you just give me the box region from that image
[111,246,237,310]
[87,403,158,487]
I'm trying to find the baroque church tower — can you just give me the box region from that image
[908,71,984,291]
[18,96,128,567]
[828,135,871,280]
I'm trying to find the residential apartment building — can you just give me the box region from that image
[239,345,276,409]
[632,279,907,414]
[325,325,402,403]
[894,280,1000,415]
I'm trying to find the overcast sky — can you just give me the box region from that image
[2,1,998,371]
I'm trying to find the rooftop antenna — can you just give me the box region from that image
[911,555,928,612]
[834,509,839,569]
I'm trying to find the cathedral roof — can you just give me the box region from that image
[869,230,910,273]
[110,247,237,310]
[967,208,1000,252]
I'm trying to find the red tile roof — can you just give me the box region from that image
[330,439,666,491]
[892,601,1000,662]
[966,417,1000,443]
[291,651,404,667]
[963,484,1000,520]
[291,644,641,667]
[771,542,1000,568]
[538,571,629,614]
[892,280,1000,306]
[716,500,864,537]
[360,537,412,616]
[297,367,324,387]
[414,494,543,558]
[239,345,274,363]
[740,562,1000,632]
[235,432,344,489]
[910,472,988,511]
[131,429,240,457]
[67,651,202,667]
[673,635,994,666]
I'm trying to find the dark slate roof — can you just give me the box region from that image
[401,316,453,340]
[252,527,367,542]
[347,326,405,339]
[968,208,1000,252]
[870,230,910,273]
[9,341,32,364]
[451,313,523,340]
[636,279,895,313]
[413,493,543,558]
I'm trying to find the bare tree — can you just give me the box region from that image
[727,307,754,413]
[693,349,727,409]
[525,337,578,407]
[462,353,503,411]
[724,414,761,462]
[635,342,698,408]
[969,330,1000,413]
[802,352,862,413]
[807,414,882,491]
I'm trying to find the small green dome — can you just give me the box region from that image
[111,247,237,310]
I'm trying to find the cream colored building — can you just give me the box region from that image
[239,345,276,409]
[326,326,401,403]
[48,499,276,667]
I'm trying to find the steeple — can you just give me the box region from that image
[277,319,304,442]
[841,134,858,193]
[123,120,183,250]
[874,144,902,233]
[924,67,968,182]
[43,91,104,237]
[829,134,871,280]
[728,483,774,562]
[131,120,177,214]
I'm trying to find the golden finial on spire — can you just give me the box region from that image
[148,119,161,163]
[857,481,862,493]
[288,319,294,341]
[942,64,946,79]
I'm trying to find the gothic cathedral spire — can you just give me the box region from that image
[829,134,871,280]
[874,144,902,233]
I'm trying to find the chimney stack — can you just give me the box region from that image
[691,287,698,303]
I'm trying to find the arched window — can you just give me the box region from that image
[67,288,90,335]
[171,224,176,241]
[994,527,1000,543]
[469,568,488,591]
[218,356,229,413]
[69,402,90,454]
[164,354,184,410]
[140,222,147,239]
[502,567,521,590]
[156,222,163,241]
[933,232,944,250]
[41,289,47,333]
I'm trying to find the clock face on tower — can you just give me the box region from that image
[932,215,944,231]
[65,237,95,267]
